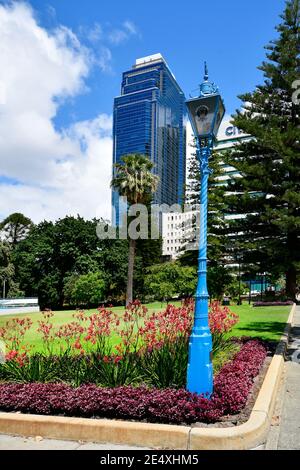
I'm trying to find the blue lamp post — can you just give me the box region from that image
[186,64,225,395]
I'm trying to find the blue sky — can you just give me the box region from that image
[0,0,287,222]
[30,0,286,126]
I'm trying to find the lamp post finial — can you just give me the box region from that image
[199,62,219,97]
[204,61,209,81]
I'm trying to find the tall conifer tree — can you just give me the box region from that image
[180,138,229,267]
[225,0,300,299]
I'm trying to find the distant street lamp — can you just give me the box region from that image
[260,272,267,301]
[185,64,225,395]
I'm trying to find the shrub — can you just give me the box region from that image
[144,263,197,301]
[69,272,106,307]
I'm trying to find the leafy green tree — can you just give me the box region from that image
[99,238,129,304]
[111,154,159,305]
[225,0,300,299]
[0,213,33,248]
[12,214,162,308]
[6,280,25,299]
[13,217,105,308]
[134,215,163,300]
[63,274,79,306]
[175,265,198,298]
[70,272,105,307]
[144,262,197,301]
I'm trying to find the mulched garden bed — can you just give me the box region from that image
[0,339,269,426]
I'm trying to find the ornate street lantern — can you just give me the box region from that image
[185,63,225,395]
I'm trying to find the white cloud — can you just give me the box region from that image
[79,22,103,45]
[96,46,113,73]
[0,2,113,223]
[108,20,138,45]
[123,20,137,35]
[87,23,102,43]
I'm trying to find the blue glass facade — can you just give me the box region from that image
[112,55,186,225]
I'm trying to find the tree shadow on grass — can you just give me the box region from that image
[233,321,286,341]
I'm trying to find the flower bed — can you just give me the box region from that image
[0,300,239,389]
[0,340,267,425]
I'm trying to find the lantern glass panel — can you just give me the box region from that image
[186,96,217,137]
[213,98,225,136]
[186,94,225,139]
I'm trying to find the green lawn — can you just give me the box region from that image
[0,302,291,352]
[228,304,291,341]
[0,301,174,352]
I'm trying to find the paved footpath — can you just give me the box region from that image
[266,305,300,450]
[0,434,149,450]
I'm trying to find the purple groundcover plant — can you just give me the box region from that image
[0,340,267,425]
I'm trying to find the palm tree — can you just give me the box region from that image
[111,154,159,306]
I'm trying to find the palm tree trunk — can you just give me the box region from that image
[126,238,136,306]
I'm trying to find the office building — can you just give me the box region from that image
[162,210,195,259]
[112,54,186,225]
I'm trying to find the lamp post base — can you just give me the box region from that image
[186,329,213,396]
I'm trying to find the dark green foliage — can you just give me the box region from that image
[0,353,142,388]
[10,214,161,308]
[140,338,189,388]
[207,266,233,301]
[184,138,230,266]
[0,355,60,384]
[68,272,105,307]
[12,216,129,308]
[225,0,300,299]
[0,213,33,247]
[98,238,129,304]
[0,241,19,298]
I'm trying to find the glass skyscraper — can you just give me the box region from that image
[112,54,186,225]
